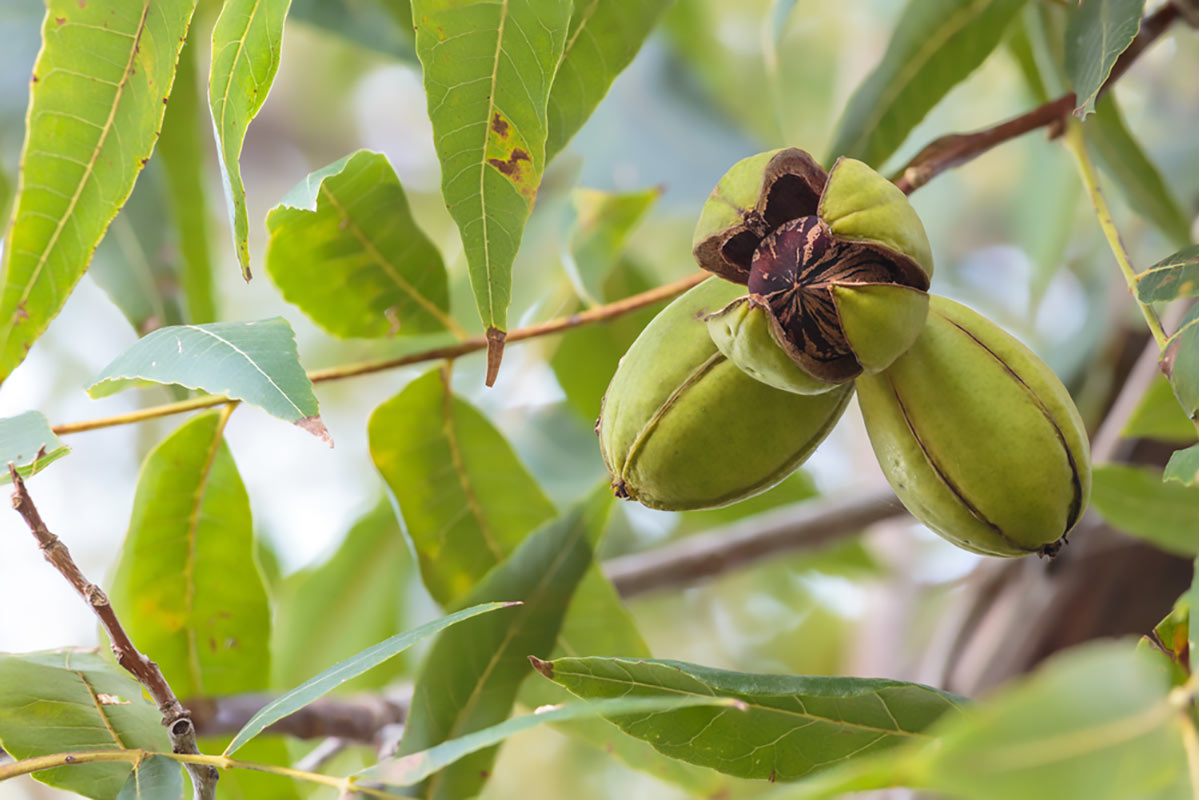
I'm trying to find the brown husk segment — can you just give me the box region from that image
[747,216,913,382]
[692,149,827,284]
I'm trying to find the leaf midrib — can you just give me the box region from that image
[552,665,935,739]
[6,2,151,320]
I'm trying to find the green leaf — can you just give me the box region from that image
[1138,245,1199,304]
[265,150,454,338]
[826,0,1028,167]
[1165,445,1199,488]
[158,32,216,323]
[1064,0,1142,118]
[1167,305,1199,420]
[1091,464,1199,556]
[544,0,671,161]
[551,262,663,421]
[109,411,271,698]
[366,696,737,787]
[272,501,416,693]
[918,642,1185,800]
[89,163,186,336]
[1123,375,1198,444]
[541,656,964,781]
[0,0,197,385]
[520,564,729,795]
[1189,559,1199,671]
[87,317,330,442]
[0,410,69,483]
[1088,97,1191,250]
[1143,589,1190,686]
[289,0,415,57]
[0,651,172,800]
[368,368,557,605]
[225,602,514,756]
[116,756,182,800]
[398,491,612,800]
[209,0,293,280]
[412,0,573,367]
[563,186,660,305]
[198,736,299,800]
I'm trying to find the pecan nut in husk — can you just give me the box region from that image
[694,149,933,393]
[598,277,852,511]
[856,296,1091,557]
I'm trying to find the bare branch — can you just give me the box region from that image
[893,3,1180,194]
[7,468,219,800]
[188,692,407,745]
[605,486,905,597]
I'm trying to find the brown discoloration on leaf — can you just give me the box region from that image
[528,655,554,679]
[491,112,509,137]
[485,326,506,387]
[296,415,334,447]
[488,148,531,178]
[55,16,66,25]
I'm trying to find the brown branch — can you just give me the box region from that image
[604,486,905,597]
[188,692,407,745]
[892,3,1180,195]
[51,271,707,437]
[7,468,219,800]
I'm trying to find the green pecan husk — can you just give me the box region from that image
[694,149,934,393]
[856,295,1092,557]
[598,278,852,511]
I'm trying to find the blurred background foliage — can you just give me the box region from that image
[0,0,1197,797]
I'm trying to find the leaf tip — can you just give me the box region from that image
[297,415,333,447]
[528,655,554,679]
[485,327,506,387]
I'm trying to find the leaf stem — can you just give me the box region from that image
[51,271,707,436]
[0,748,404,800]
[1061,117,1169,349]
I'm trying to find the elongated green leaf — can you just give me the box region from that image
[398,492,612,800]
[109,411,270,699]
[1165,445,1199,487]
[1123,375,1198,444]
[0,409,69,482]
[1189,560,1199,670]
[1138,245,1199,304]
[1091,464,1199,556]
[541,656,964,781]
[368,696,737,787]
[90,163,186,336]
[369,368,557,605]
[226,602,514,756]
[159,33,216,324]
[289,0,415,56]
[265,150,453,338]
[1088,98,1191,249]
[1167,305,1199,419]
[520,563,729,795]
[412,0,572,378]
[0,0,197,385]
[116,756,181,800]
[544,0,671,160]
[209,0,293,280]
[1065,0,1142,118]
[827,0,1027,167]
[920,642,1184,800]
[0,651,171,800]
[563,186,660,305]
[87,317,329,442]
[272,501,415,693]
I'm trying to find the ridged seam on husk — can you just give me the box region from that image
[883,371,1030,555]
[614,351,725,502]
[937,311,1085,538]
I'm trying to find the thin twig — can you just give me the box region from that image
[50,271,707,437]
[892,3,1180,194]
[188,691,407,744]
[604,487,905,597]
[7,468,219,800]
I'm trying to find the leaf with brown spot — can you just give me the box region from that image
[412,0,572,381]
